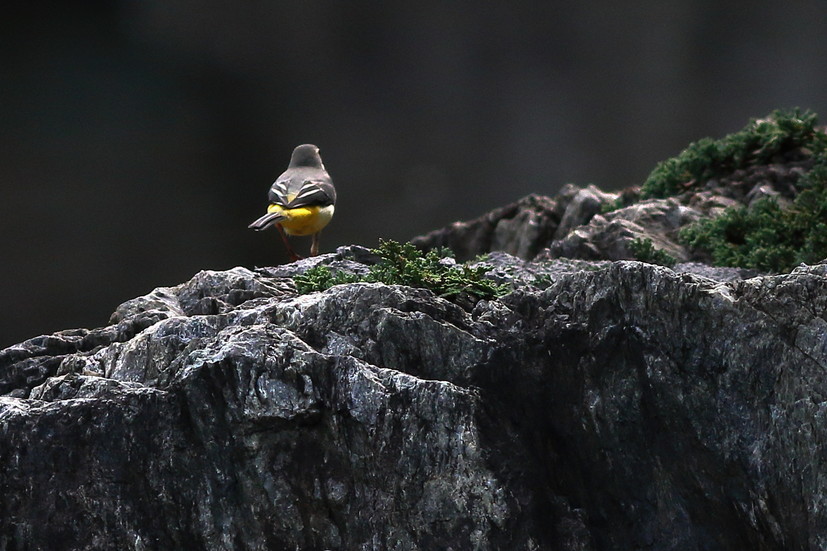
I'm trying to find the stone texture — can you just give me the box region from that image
[553,184,619,240]
[411,193,581,261]
[414,157,816,267]
[546,198,701,262]
[413,185,701,265]
[3,241,827,549]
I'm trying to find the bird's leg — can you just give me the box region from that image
[310,231,321,257]
[276,224,303,262]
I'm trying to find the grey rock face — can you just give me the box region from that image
[553,184,619,240]
[414,159,813,266]
[3,243,827,549]
[413,185,698,264]
[411,193,566,261]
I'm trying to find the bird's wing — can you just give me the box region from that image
[268,179,292,206]
[284,180,336,208]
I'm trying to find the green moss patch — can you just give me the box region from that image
[294,239,509,301]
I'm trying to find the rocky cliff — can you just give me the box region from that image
[4,109,827,550]
[2,226,827,549]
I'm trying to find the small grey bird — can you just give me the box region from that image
[248,144,336,260]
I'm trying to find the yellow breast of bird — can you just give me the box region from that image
[267,203,335,236]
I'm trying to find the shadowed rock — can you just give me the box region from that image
[3,239,827,549]
[414,157,814,266]
[411,193,564,261]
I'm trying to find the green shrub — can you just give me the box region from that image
[628,238,677,267]
[600,197,625,214]
[642,109,827,199]
[293,239,509,301]
[679,162,827,272]
[293,265,361,293]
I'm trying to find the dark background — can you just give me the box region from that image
[2,2,826,348]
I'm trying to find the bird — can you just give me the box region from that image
[248,144,336,261]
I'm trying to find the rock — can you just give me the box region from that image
[413,155,818,269]
[546,198,701,262]
[686,190,741,218]
[671,262,761,282]
[3,245,827,549]
[410,193,559,261]
[411,189,619,262]
[553,184,618,240]
[414,187,700,266]
[707,161,812,203]
[745,183,793,209]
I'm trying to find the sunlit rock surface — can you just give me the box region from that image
[2,239,827,549]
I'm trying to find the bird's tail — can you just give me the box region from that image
[248,211,286,231]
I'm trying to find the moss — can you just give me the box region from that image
[642,109,827,199]
[293,265,361,294]
[628,238,677,267]
[679,162,827,272]
[294,239,509,301]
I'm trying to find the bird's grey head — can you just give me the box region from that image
[289,144,324,168]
